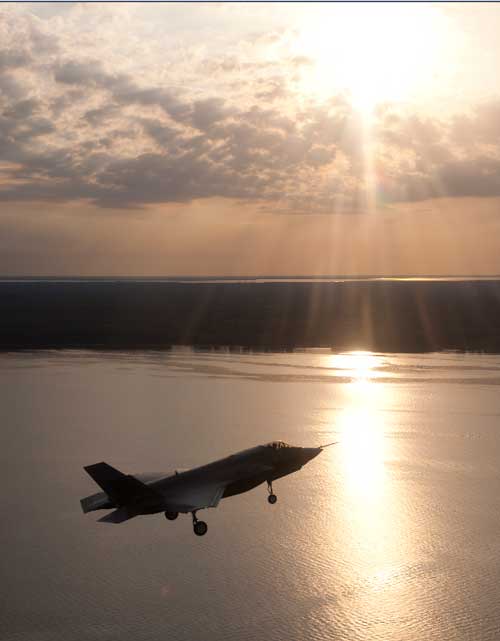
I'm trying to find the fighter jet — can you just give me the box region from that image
[80,440,335,536]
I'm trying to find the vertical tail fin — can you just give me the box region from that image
[83,462,161,506]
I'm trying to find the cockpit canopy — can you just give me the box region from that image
[266,441,291,450]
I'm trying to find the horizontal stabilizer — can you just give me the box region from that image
[98,507,138,524]
[80,492,113,513]
[84,462,162,507]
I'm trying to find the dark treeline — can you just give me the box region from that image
[1,280,500,352]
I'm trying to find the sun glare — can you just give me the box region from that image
[331,351,381,383]
[294,4,444,113]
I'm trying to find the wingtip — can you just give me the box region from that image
[84,462,105,471]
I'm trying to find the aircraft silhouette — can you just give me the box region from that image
[80,440,335,536]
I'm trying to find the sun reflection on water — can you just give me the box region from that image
[325,351,391,504]
[338,402,386,501]
[325,352,404,605]
[330,350,382,383]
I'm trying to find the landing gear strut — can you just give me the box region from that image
[267,480,277,505]
[191,511,208,536]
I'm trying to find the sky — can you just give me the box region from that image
[1,2,500,276]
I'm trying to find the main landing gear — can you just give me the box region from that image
[267,480,277,505]
[165,509,208,535]
[192,511,208,536]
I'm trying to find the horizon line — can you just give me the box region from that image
[2,274,500,281]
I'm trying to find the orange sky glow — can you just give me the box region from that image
[1,2,500,276]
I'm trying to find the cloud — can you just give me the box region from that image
[54,60,117,87]
[375,104,500,203]
[1,4,500,214]
[0,49,32,72]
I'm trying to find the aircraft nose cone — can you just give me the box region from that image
[302,447,322,462]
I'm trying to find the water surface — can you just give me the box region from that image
[2,350,500,641]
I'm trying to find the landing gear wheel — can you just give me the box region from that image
[191,511,208,536]
[193,520,208,536]
[164,511,178,521]
[266,480,277,505]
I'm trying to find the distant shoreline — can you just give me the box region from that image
[1,275,500,284]
[2,279,500,353]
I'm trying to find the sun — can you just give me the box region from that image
[293,4,445,113]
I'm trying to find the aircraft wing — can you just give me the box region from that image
[159,462,274,513]
[162,482,227,513]
[97,482,227,523]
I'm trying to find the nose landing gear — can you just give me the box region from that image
[191,511,208,536]
[267,480,277,504]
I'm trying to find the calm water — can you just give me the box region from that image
[2,349,500,641]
